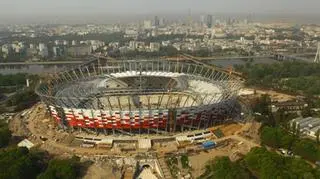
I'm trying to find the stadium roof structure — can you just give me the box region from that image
[36,57,243,135]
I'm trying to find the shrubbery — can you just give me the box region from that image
[0,122,11,148]
[0,147,81,179]
[245,147,320,179]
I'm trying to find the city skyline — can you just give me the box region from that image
[0,0,319,24]
[0,0,320,16]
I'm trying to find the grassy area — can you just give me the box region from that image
[165,156,179,178]
[180,154,190,169]
[212,129,224,138]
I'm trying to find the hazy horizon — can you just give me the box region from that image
[1,0,320,24]
[1,0,320,15]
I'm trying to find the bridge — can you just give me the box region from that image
[164,55,272,61]
[0,51,317,67]
[164,52,316,63]
[274,52,316,62]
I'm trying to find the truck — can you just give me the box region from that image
[202,141,217,150]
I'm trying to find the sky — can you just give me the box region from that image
[0,0,319,24]
[0,0,319,16]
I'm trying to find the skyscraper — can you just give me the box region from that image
[144,20,152,29]
[154,16,160,27]
[206,14,213,28]
[39,43,48,57]
[200,15,206,26]
[159,18,165,27]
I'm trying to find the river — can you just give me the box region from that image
[0,64,72,74]
[0,57,308,74]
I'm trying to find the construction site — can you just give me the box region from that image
[8,56,265,178]
[9,100,262,178]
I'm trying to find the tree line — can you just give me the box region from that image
[0,122,11,148]
[261,126,320,162]
[200,147,320,179]
[0,147,85,179]
[0,74,40,113]
[235,61,320,96]
[0,118,86,179]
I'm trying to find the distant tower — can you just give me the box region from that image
[188,8,192,25]
[315,42,320,63]
[154,16,160,27]
[200,15,206,26]
[206,14,213,28]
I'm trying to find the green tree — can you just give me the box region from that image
[0,122,11,148]
[296,124,301,138]
[37,156,80,179]
[0,147,46,179]
[199,156,251,179]
[292,139,320,162]
[245,147,319,179]
[234,61,320,96]
[301,106,312,118]
[260,126,284,148]
[252,94,272,116]
[316,129,320,144]
[6,89,39,111]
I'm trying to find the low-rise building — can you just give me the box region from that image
[67,45,92,57]
[271,100,307,112]
[17,139,34,149]
[291,117,320,138]
[149,42,160,52]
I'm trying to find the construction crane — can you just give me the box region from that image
[180,53,244,78]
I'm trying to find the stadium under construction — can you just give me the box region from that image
[35,57,244,135]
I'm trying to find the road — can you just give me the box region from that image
[215,134,260,148]
[0,61,84,65]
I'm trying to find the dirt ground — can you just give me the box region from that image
[208,123,244,136]
[8,112,30,137]
[189,121,262,178]
[9,102,263,179]
[189,137,257,178]
[238,120,262,144]
[254,89,296,102]
[83,163,121,179]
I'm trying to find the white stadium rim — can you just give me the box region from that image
[36,58,244,135]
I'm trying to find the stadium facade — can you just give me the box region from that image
[36,58,243,135]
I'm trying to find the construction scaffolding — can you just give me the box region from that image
[35,57,243,135]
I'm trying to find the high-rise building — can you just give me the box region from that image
[129,41,137,50]
[53,46,64,57]
[200,15,206,26]
[39,43,48,57]
[144,20,152,29]
[159,18,165,26]
[206,14,213,28]
[154,16,160,27]
[39,43,46,51]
